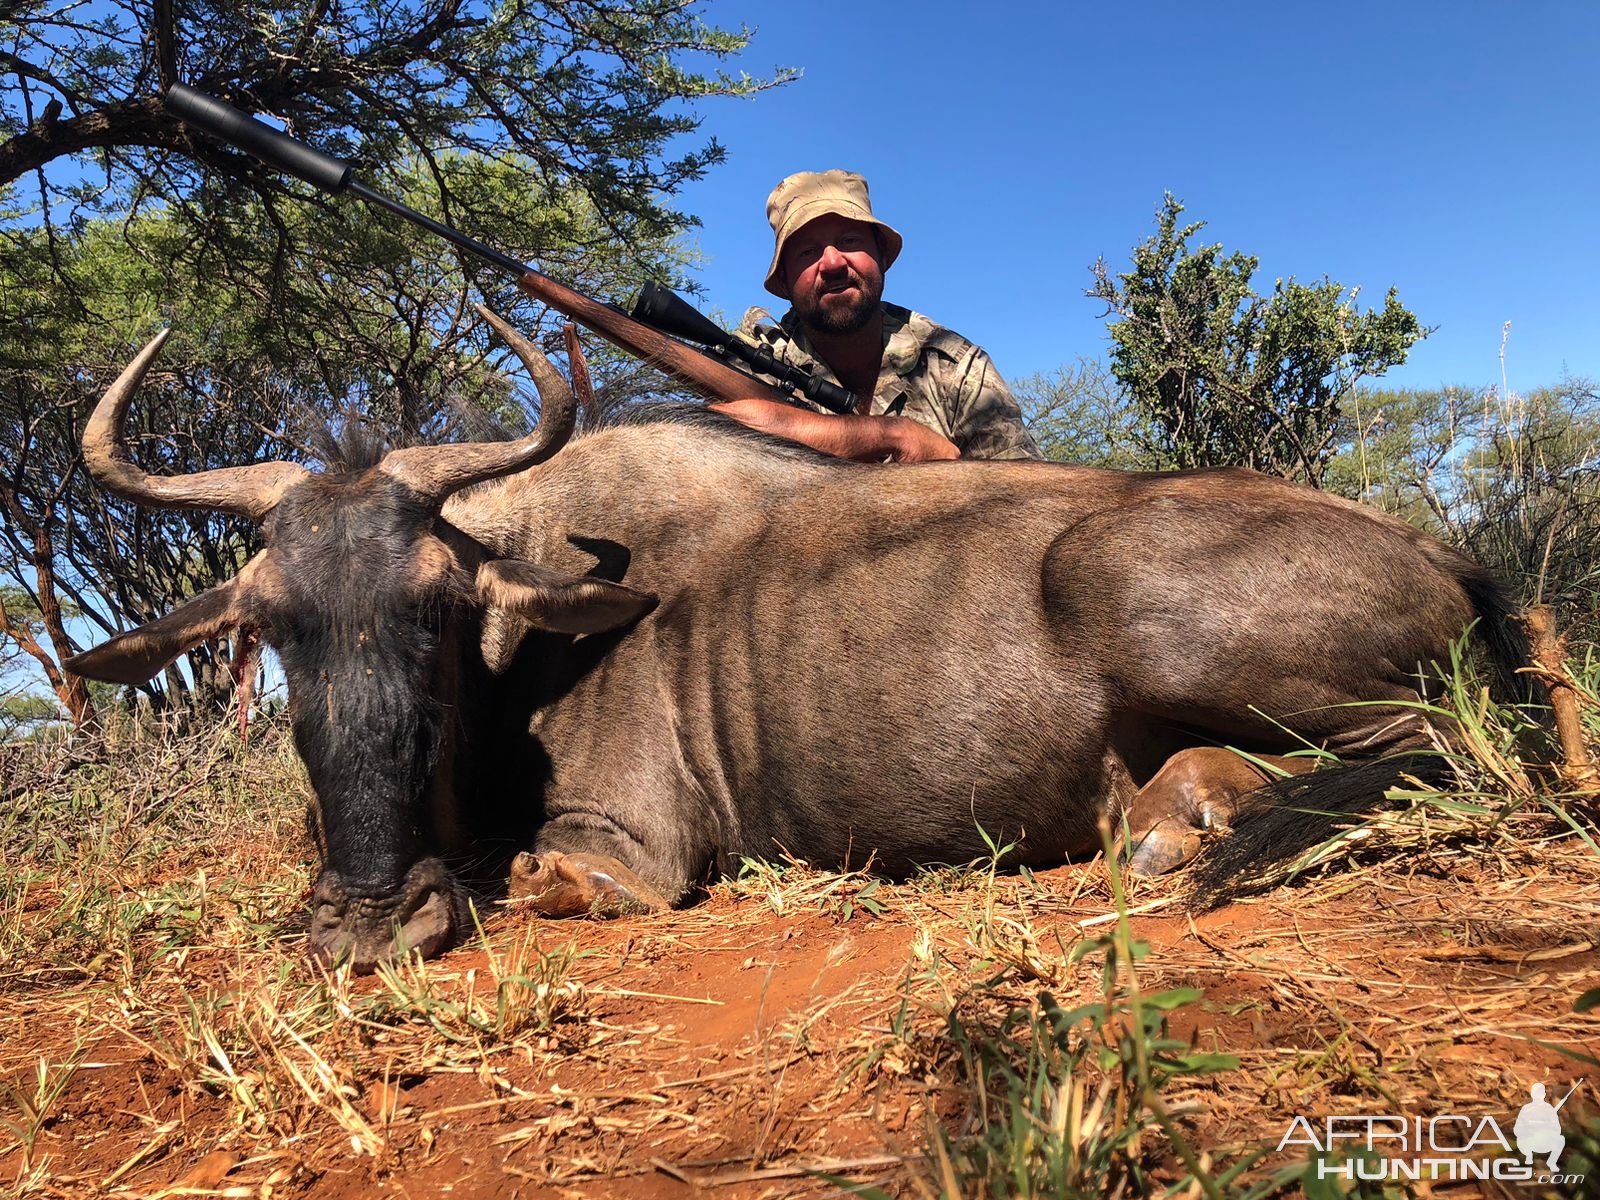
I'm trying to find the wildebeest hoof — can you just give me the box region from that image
[1119,747,1264,875]
[1123,823,1207,875]
[508,850,668,917]
[1122,803,1232,875]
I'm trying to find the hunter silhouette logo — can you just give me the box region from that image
[1515,1080,1581,1170]
[1277,1078,1587,1186]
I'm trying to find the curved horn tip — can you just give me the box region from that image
[474,305,561,375]
[92,328,174,417]
[138,326,173,356]
[475,306,544,358]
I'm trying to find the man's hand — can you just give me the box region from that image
[878,414,960,462]
[710,398,959,463]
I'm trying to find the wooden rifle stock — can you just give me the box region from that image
[513,270,792,406]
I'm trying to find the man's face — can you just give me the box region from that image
[782,214,885,335]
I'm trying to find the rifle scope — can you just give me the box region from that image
[629,283,857,415]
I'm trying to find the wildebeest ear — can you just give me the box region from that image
[66,579,243,685]
[477,559,657,635]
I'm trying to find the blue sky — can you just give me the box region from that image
[673,1,1599,394]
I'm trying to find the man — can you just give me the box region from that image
[711,170,1043,462]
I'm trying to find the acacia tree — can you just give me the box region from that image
[3,212,318,723]
[2,0,785,243]
[3,0,788,379]
[1011,359,1164,470]
[1457,381,1600,635]
[1323,385,1479,523]
[1,0,789,727]
[1325,380,1600,637]
[1089,195,1427,486]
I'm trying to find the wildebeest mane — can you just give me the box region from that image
[306,401,854,483]
[306,419,393,474]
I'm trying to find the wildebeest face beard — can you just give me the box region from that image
[280,609,448,895]
[67,316,583,969]
[264,476,462,897]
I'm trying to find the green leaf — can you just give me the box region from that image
[1172,1052,1242,1073]
[1142,986,1205,1010]
[807,1175,896,1199]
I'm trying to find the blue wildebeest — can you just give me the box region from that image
[68,313,1528,969]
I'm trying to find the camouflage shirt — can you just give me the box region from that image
[734,302,1044,461]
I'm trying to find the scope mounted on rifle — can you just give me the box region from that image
[629,283,857,415]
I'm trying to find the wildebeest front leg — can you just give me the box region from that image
[1121,747,1316,875]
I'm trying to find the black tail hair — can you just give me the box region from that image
[1187,751,1453,909]
[1453,556,1536,707]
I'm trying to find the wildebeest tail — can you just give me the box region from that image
[1187,751,1452,909]
[1447,553,1536,707]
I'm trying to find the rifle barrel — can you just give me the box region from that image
[162,86,785,406]
[350,181,530,278]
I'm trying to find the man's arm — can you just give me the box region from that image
[947,347,1046,461]
[711,398,960,462]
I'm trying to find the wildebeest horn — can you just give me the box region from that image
[380,306,578,501]
[83,329,312,519]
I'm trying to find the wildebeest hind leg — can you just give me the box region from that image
[507,850,670,917]
[1121,747,1316,875]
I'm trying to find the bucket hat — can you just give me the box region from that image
[763,169,902,298]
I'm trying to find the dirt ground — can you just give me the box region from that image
[3,820,1597,1200]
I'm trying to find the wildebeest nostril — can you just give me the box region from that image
[395,886,456,961]
[307,860,460,972]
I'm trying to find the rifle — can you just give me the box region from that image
[161,85,854,412]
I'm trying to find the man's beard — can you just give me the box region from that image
[795,270,883,335]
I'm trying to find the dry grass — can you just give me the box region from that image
[0,673,1597,1198]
